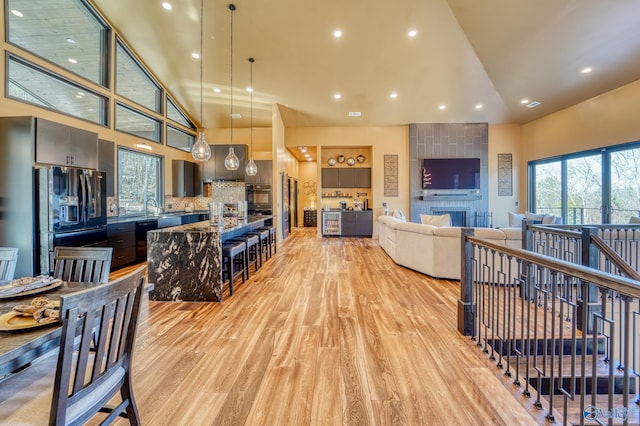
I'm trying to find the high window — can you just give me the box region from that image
[530,142,640,224]
[115,103,162,143]
[115,39,163,113]
[6,0,109,87]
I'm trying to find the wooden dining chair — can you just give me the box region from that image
[0,247,18,280]
[49,264,147,426]
[53,246,113,283]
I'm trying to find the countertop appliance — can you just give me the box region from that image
[339,201,347,211]
[36,166,107,274]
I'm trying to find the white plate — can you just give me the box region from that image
[347,157,356,166]
[327,157,336,166]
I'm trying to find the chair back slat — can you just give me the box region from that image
[53,247,113,284]
[50,264,146,425]
[0,247,18,280]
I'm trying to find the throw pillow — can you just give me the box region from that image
[525,211,546,222]
[420,213,451,227]
[542,215,557,224]
[629,216,640,224]
[392,209,406,221]
[508,212,525,227]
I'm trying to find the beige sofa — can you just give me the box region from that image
[377,216,522,280]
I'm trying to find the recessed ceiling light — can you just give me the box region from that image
[307,158,313,162]
[520,98,530,104]
[408,29,417,37]
[68,58,77,64]
[162,2,172,10]
[231,113,241,118]
[76,92,85,98]
[581,67,593,74]
[475,104,483,109]
[348,111,361,117]
[246,87,253,93]
[438,104,446,110]
[66,37,76,44]
[333,30,343,38]
[334,93,342,100]
[390,92,398,99]
[192,52,200,59]
[11,10,23,17]
[213,88,221,93]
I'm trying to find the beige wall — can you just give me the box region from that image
[273,105,298,240]
[487,124,523,228]
[285,126,409,236]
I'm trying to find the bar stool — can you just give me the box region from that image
[258,225,277,258]
[222,240,246,296]
[228,233,259,278]
[246,229,270,265]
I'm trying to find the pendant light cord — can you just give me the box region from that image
[229,4,235,146]
[249,58,254,156]
[199,0,204,127]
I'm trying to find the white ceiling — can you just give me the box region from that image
[91,0,640,130]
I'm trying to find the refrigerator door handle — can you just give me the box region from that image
[79,172,87,226]
[85,173,93,220]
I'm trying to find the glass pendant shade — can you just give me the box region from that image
[191,131,211,161]
[246,158,258,176]
[224,146,240,170]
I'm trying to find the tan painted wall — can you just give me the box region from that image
[487,124,523,228]
[273,105,298,241]
[285,126,409,236]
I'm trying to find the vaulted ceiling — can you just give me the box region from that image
[91,0,640,130]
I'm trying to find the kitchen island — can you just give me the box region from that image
[146,215,272,302]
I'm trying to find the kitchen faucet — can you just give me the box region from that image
[145,198,159,216]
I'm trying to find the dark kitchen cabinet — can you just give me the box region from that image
[322,168,371,189]
[245,160,273,183]
[321,168,340,188]
[107,222,136,270]
[340,210,372,237]
[35,118,98,169]
[202,144,247,181]
[98,139,115,197]
[172,160,202,197]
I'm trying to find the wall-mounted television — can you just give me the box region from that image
[422,158,480,190]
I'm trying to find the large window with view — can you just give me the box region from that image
[115,39,163,113]
[118,148,163,217]
[6,0,109,86]
[530,142,640,224]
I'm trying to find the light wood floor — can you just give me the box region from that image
[1,227,546,425]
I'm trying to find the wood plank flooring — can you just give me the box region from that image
[0,228,545,425]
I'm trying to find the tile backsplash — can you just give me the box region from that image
[107,182,246,217]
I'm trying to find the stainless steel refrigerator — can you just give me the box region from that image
[36,166,107,275]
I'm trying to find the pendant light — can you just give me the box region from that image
[224,3,240,171]
[191,0,211,162]
[245,57,258,176]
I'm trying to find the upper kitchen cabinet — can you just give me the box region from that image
[98,139,115,197]
[172,160,202,197]
[322,168,371,188]
[245,160,272,184]
[35,118,98,169]
[202,144,247,181]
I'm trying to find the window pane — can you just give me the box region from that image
[534,161,561,216]
[7,55,107,125]
[116,40,162,113]
[167,97,195,129]
[115,103,161,142]
[567,154,602,224]
[7,0,108,86]
[610,147,640,223]
[167,126,195,152]
[118,148,163,216]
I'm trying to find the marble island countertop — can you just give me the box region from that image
[148,215,272,234]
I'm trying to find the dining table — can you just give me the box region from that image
[0,280,97,378]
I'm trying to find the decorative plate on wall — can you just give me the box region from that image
[337,155,345,163]
[356,154,365,163]
[327,157,336,166]
[346,157,356,166]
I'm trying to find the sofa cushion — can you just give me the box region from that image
[432,226,461,237]
[501,227,522,240]
[392,209,406,221]
[395,221,437,235]
[525,211,546,222]
[420,213,451,227]
[508,212,525,227]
